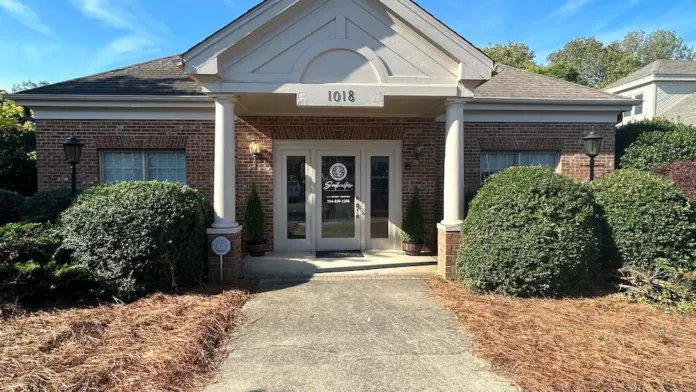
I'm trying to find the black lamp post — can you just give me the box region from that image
[583,129,603,182]
[63,136,83,197]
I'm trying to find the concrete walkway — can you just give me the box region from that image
[206,279,518,392]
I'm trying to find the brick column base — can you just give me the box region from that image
[207,226,243,283]
[437,224,462,280]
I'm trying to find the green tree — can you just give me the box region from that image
[1,91,37,195]
[621,30,696,65]
[482,41,536,69]
[11,80,49,94]
[527,62,587,85]
[547,37,622,87]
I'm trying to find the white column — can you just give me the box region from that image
[212,95,239,229]
[441,98,466,228]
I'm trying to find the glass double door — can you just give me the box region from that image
[276,145,398,253]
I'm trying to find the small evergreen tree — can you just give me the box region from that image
[244,184,265,244]
[401,188,424,243]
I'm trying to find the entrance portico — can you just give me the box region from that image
[182,0,494,280]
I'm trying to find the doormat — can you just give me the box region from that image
[315,250,364,258]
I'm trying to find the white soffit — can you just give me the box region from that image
[181,0,493,97]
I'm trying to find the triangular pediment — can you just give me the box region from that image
[183,0,493,89]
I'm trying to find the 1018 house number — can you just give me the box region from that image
[328,90,356,103]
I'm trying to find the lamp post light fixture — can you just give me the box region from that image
[583,129,603,182]
[63,136,83,197]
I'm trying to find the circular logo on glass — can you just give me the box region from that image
[329,163,348,181]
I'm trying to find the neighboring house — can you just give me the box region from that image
[603,60,696,125]
[9,0,634,280]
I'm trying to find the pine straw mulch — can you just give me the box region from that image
[0,284,254,392]
[426,278,696,392]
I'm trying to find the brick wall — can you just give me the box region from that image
[35,119,215,199]
[462,122,615,190]
[35,118,615,257]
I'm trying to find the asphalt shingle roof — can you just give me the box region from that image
[604,60,696,90]
[16,55,204,96]
[16,57,628,102]
[476,65,628,100]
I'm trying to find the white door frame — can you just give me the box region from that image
[273,140,402,253]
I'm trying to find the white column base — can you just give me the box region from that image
[210,220,241,231]
[438,221,462,232]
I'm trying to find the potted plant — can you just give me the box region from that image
[244,184,267,257]
[401,188,424,255]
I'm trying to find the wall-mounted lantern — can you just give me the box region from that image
[414,143,425,161]
[583,128,603,182]
[249,137,261,165]
[63,136,83,197]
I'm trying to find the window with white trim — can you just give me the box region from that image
[634,93,644,115]
[100,151,186,184]
[480,152,559,182]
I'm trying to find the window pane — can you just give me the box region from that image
[321,156,356,238]
[480,153,517,180]
[520,153,558,168]
[370,156,389,239]
[101,151,143,183]
[146,151,186,184]
[634,94,644,115]
[287,156,306,239]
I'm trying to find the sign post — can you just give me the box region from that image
[211,236,232,282]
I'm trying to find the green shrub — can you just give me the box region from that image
[0,189,24,225]
[593,170,696,271]
[244,184,265,243]
[61,181,213,300]
[615,118,684,164]
[620,121,696,170]
[459,167,602,297]
[401,188,424,243]
[23,188,75,222]
[0,222,90,306]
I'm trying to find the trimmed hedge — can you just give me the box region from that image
[0,189,24,225]
[458,167,602,297]
[615,118,684,164]
[620,121,696,170]
[593,170,696,271]
[23,188,75,223]
[61,181,213,300]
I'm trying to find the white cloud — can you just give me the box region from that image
[554,0,594,19]
[0,0,54,37]
[73,0,170,69]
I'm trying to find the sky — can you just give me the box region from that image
[1,0,695,91]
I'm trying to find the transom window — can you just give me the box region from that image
[480,152,559,182]
[100,151,186,184]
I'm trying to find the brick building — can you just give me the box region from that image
[11,0,634,280]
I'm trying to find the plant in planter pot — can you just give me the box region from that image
[401,188,425,255]
[244,184,267,257]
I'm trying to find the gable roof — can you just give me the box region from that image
[476,65,629,101]
[14,55,204,96]
[181,0,494,80]
[604,60,696,89]
[12,58,631,103]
